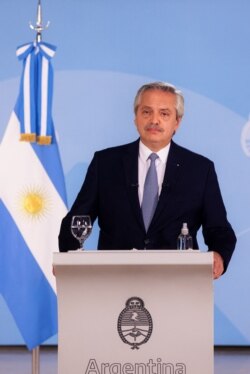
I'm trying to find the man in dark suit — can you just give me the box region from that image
[59,82,236,279]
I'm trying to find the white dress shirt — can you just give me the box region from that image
[138,141,170,206]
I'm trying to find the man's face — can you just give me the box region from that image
[134,89,182,151]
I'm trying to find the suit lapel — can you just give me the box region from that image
[122,140,145,230]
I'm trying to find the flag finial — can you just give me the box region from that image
[29,0,50,42]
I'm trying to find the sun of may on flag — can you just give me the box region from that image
[0,40,68,350]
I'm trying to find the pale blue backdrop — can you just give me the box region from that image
[0,0,249,346]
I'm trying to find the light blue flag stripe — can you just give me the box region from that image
[0,200,58,350]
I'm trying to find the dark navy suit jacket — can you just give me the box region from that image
[59,140,236,271]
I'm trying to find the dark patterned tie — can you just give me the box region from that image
[141,153,159,231]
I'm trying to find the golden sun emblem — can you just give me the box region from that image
[19,187,50,220]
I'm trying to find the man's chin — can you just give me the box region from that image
[141,137,169,151]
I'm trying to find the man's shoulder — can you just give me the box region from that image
[95,139,139,156]
[171,141,213,166]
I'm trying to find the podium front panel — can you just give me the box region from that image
[54,251,213,374]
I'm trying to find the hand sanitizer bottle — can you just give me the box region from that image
[177,223,193,250]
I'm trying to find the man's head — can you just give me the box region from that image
[134,82,184,151]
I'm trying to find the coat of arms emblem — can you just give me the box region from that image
[117,297,153,349]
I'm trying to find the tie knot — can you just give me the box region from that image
[148,153,158,162]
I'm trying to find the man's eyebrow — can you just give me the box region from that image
[160,108,172,112]
[140,105,173,111]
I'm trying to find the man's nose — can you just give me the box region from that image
[151,112,159,124]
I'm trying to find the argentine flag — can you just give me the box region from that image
[0,42,68,349]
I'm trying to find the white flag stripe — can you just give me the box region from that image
[40,44,56,58]
[0,113,67,292]
[16,43,32,57]
[41,57,48,136]
[23,54,31,134]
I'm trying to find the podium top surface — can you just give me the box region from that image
[53,250,213,267]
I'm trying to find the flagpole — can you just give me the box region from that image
[30,1,50,373]
[29,0,50,43]
[32,346,40,374]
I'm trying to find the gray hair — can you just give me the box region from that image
[134,81,184,119]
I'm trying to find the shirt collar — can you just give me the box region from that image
[139,141,170,164]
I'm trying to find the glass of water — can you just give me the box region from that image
[71,215,92,250]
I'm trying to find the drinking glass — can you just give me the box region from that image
[71,215,92,250]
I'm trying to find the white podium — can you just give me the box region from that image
[53,250,213,374]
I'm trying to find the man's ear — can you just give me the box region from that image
[175,117,182,132]
[134,116,138,128]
